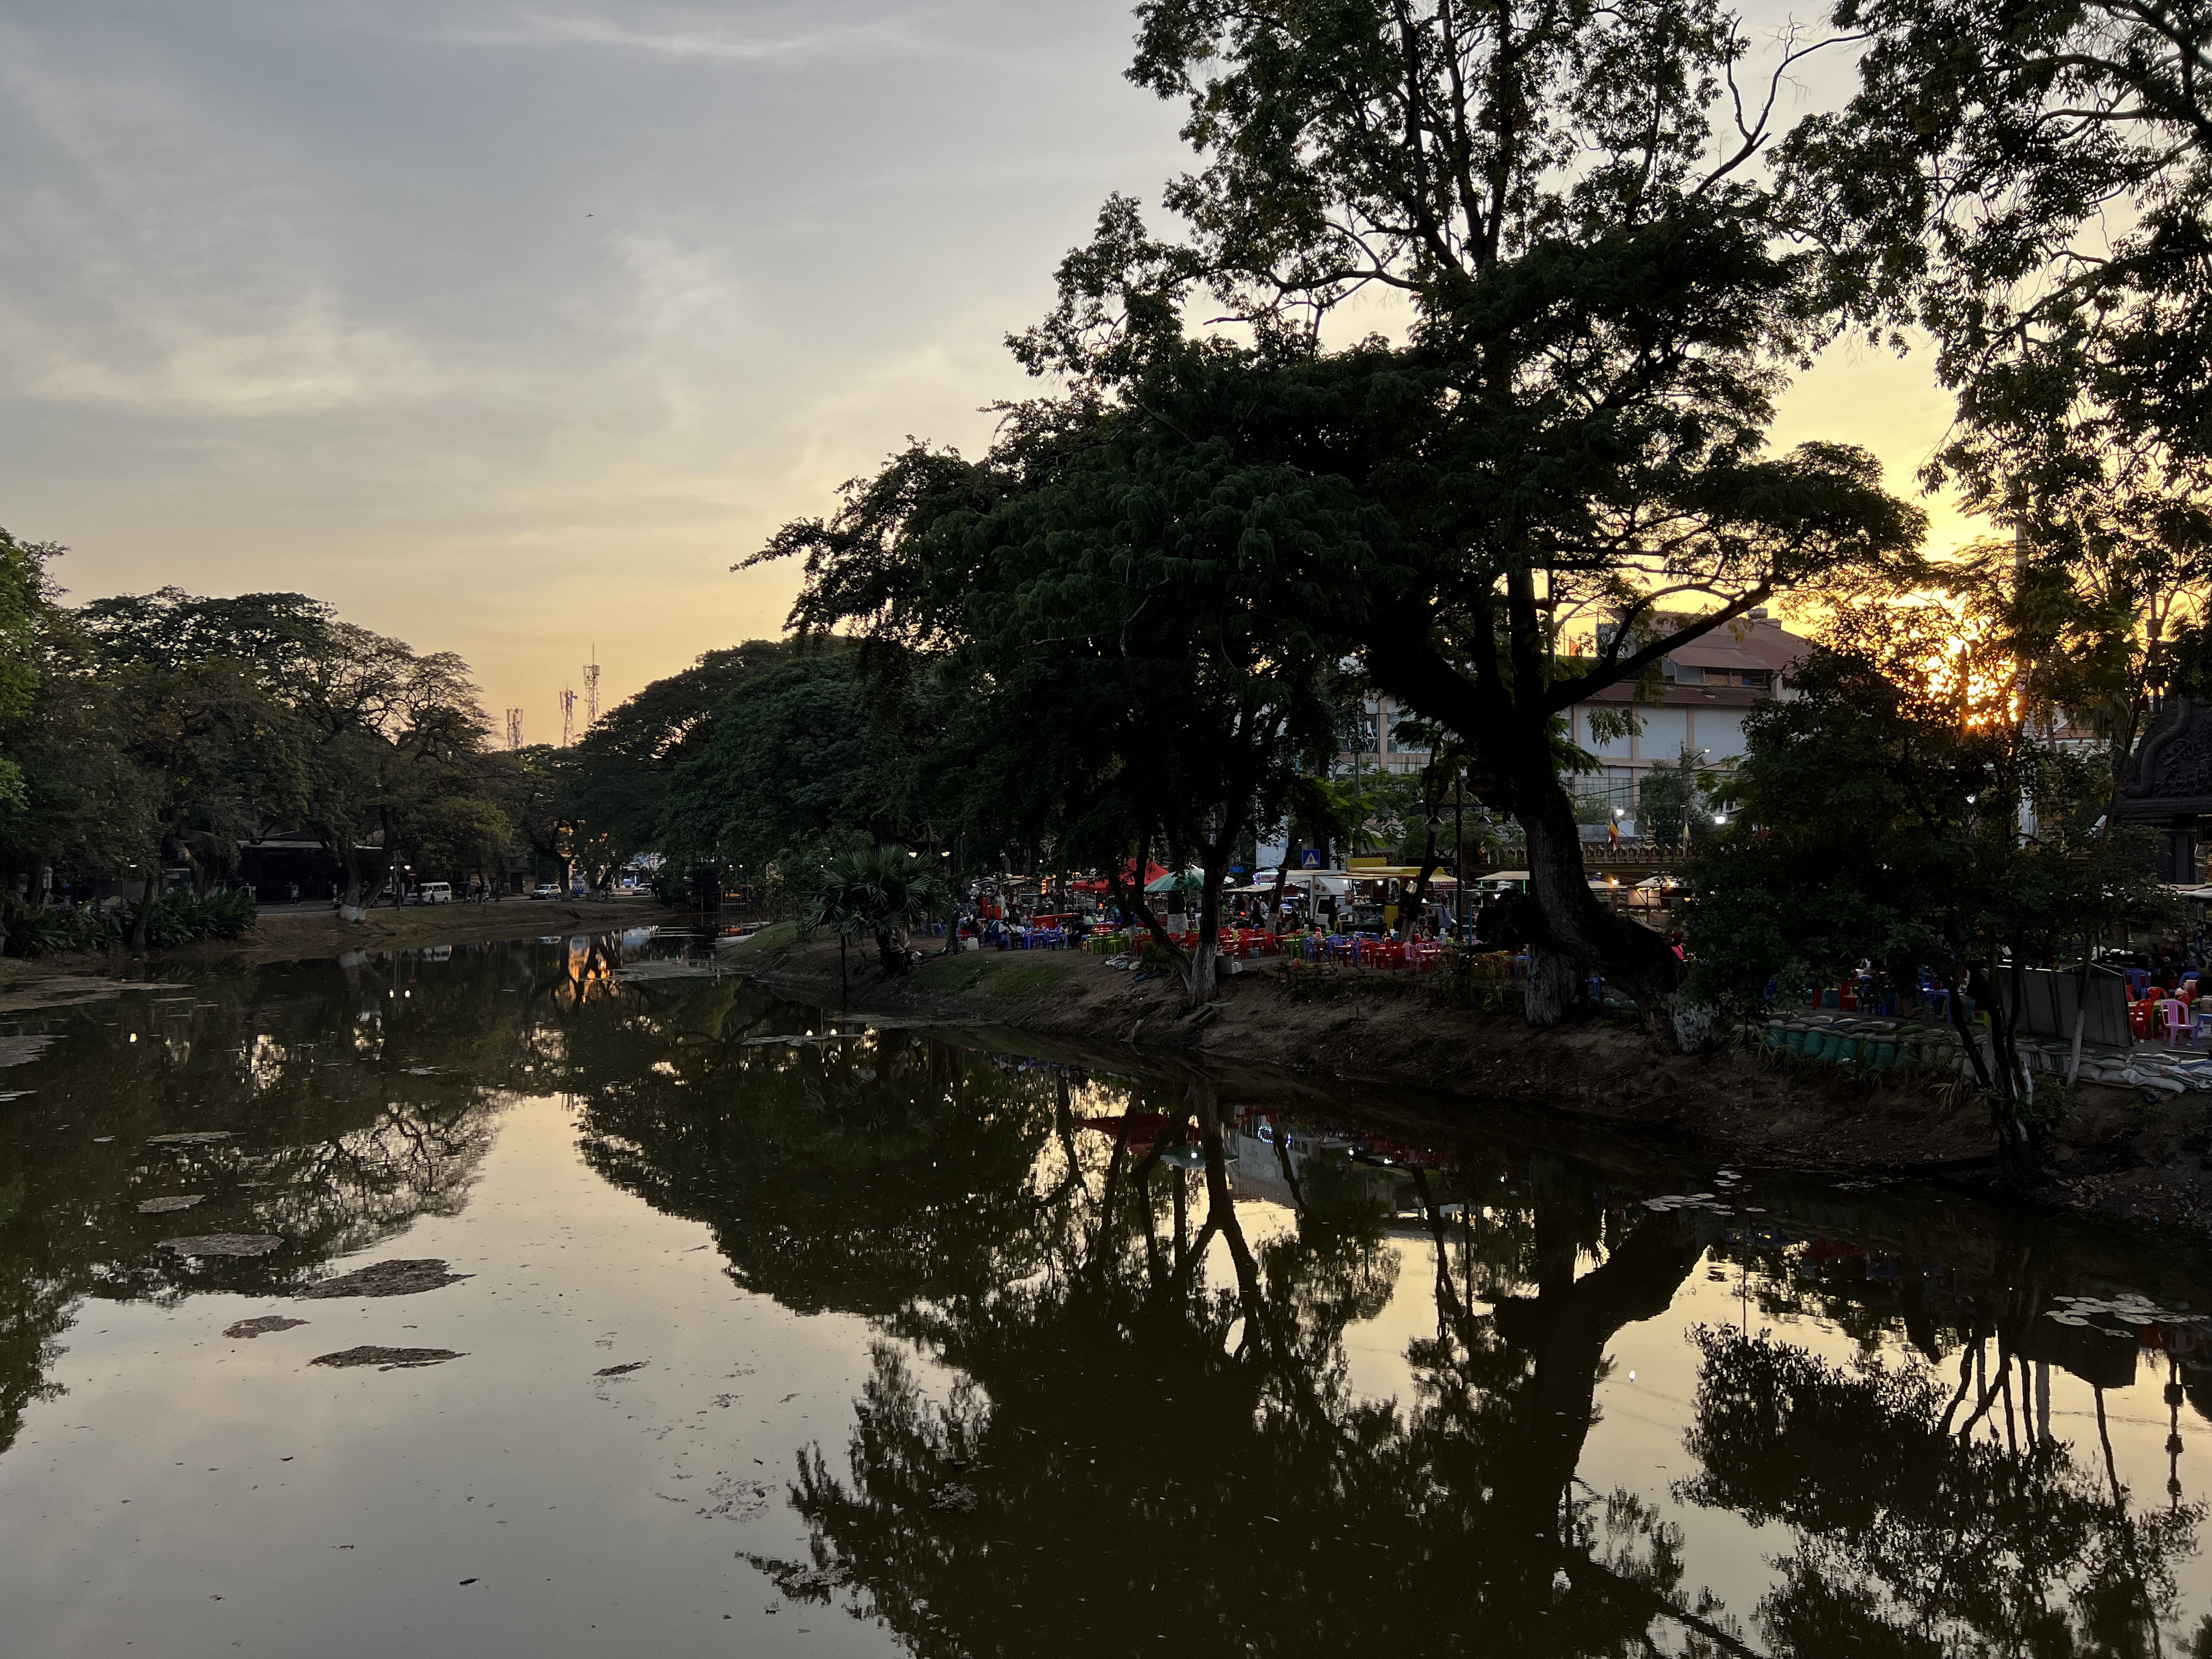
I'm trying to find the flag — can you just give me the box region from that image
[1608,817,1619,847]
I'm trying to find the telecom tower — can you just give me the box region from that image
[504,708,524,751]
[560,688,577,748]
[583,645,601,730]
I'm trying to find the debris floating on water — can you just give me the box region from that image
[137,1194,205,1214]
[225,1316,309,1340]
[147,1131,236,1146]
[1641,1193,1726,1213]
[158,1233,281,1258]
[594,1361,648,1378]
[309,1346,465,1370]
[2045,1291,2205,1331]
[299,1259,474,1300]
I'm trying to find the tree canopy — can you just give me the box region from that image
[744,2,1928,1031]
[0,547,524,938]
[1687,635,2169,1164]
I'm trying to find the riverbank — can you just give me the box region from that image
[0,896,681,1008]
[733,935,2212,1240]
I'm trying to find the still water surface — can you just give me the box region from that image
[1,931,2208,1656]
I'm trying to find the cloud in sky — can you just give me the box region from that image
[0,0,1974,728]
[448,3,947,64]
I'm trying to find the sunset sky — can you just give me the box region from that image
[0,0,1976,731]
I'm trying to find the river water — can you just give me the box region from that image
[0,929,2207,1657]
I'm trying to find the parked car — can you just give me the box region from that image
[529,884,560,900]
[413,881,453,905]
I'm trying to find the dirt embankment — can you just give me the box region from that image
[735,936,2212,1240]
[0,898,681,1008]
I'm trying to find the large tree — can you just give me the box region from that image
[559,640,796,883]
[761,400,1352,1003]
[75,589,313,935]
[1686,633,2168,1172]
[973,2,1929,1041]
[78,588,503,910]
[1787,0,2212,790]
[1788,0,2212,473]
[0,529,44,819]
[659,647,933,891]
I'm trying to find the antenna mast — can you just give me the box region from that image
[504,708,524,750]
[583,645,601,731]
[560,688,577,748]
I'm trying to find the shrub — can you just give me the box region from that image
[3,904,121,957]
[4,888,257,957]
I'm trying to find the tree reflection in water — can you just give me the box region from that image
[0,938,2200,1657]
[0,947,535,1453]
[632,1051,2204,1657]
[1684,1330,2204,1655]
[700,1064,1744,1656]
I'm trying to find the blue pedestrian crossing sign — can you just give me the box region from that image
[1301,849,1323,868]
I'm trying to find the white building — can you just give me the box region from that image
[1332,613,1811,806]
[1336,691,1433,776]
[1567,612,1810,808]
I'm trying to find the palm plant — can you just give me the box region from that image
[797,846,954,978]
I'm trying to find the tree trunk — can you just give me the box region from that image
[1947,966,1997,1092]
[1175,816,1248,1007]
[2064,934,2094,1088]
[940,834,963,957]
[1185,858,1224,1005]
[129,870,158,952]
[1971,957,2039,1182]
[1115,832,1194,987]
[1269,828,1298,931]
[1515,760,1687,1042]
[1397,818,1443,944]
[1524,945,1580,1025]
[378,804,403,907]
[874,928,906,977]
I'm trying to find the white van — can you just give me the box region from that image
[415,881,453,905]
